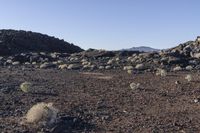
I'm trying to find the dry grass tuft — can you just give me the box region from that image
[25,102,58,126]
[156,69,167,77]
[185,74,192,82]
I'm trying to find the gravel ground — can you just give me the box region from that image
[1,67,200,133]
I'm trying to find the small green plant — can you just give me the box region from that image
[20,82,32,93]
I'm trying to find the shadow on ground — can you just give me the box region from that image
[50,116,96,133]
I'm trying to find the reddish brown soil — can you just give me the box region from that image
[1,68,200,133]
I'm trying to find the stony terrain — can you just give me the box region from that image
[1,33,200,132]
[0,37,200,72]
[1,68,200,133]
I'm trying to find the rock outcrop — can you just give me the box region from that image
[0,29,83,55]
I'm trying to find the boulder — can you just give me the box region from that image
[135,64,145,70]
[67,64,81,70]
[40,63,55,69]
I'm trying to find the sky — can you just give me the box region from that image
[0,0,200,50]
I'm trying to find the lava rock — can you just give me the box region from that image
[0,29,83,55]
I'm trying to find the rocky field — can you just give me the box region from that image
[1,67,200,133]
[1,30,200,132]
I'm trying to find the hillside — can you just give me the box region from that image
[0,29,83,55]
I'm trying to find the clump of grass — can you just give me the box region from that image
[20,82,32,93]
[25,102,58,126]
[185,74,192,82]
[127,69,133,74]
[156,69,167,77]
[130,82,140,90]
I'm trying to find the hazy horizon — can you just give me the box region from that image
[0,0,200,50]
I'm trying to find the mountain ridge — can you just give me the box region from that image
[121,46,160,52]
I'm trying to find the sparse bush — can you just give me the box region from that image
[25,102,58,126]
[156,69,167,77]
[130,82,140,90]
[20,82,32,93]
[185,74,192,82]
[127,69,133,74]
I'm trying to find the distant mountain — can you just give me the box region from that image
[122,46,160,52]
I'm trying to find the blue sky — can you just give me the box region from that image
[0,0,200,50]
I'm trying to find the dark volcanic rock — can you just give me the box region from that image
[0,29,83,55]
[118,50,140,56]
[1,32,200,72]
[74,49,116,58]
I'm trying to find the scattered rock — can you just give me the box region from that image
[123,66,133,71]
[12,61,20,65]
[40,63,55,69]
[99,66,105,70]
[58,64,68,69]
[175,81,180,84]
[185,65,193,71]
[67,64,81,70]
[173,66,183,71]
[193,53,200,58]
[135,64,145,70]
[105,66,112,70]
